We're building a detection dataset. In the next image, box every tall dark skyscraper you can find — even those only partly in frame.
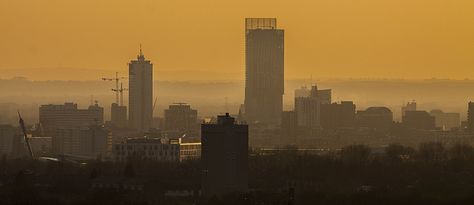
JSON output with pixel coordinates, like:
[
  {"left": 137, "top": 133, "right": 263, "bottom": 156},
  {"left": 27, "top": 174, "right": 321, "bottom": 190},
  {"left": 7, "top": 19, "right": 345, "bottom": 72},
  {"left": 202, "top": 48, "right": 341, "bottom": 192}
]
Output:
[
  {"left": 244, "top": 18, "right": 284, "bottom": 125},
  {"left": 201, "top": 113, "right": 248, "bottom": 197},
  {"left": 129, "top": 47, "right": 153, "bottom": 132},
  {"left": 468, "top": 102, "right": 474, "bottom": 132}
]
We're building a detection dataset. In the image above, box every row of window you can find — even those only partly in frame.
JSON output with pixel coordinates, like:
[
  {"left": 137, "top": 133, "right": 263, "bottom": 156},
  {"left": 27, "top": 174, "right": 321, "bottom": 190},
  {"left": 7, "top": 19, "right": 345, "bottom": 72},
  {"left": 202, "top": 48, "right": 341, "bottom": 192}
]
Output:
[
  {"left": 115, "top": 151, "right": 179, "bottom": 157},
  {"left": 115, "top": 144, "right": 179, "bottom": 151}
]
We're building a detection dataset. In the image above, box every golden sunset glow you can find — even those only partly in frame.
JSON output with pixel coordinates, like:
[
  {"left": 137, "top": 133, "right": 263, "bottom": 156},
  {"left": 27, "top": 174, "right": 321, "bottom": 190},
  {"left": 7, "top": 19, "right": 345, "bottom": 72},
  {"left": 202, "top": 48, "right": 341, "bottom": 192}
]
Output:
[{"left": 1, "top": 0, "right": 474, "bottom": 80}]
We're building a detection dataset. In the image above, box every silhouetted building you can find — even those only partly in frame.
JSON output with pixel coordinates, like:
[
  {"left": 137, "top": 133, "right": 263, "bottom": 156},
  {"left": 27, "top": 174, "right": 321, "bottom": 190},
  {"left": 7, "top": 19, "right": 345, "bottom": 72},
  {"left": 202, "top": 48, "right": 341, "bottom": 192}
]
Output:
[
  {"left": 295, "top": 86, "right": 310, "bottom": 98},
  {"left": 39, "top": 102, "right": 103, "bottom": 138},
  {"left": 129, "top": 48, "right": 153, "bottom": 132},
  {"left": 112, "top": 137, "right": 200, "bottom": 162},
  {"left": 318, "top": 89, "right": 332, "bottom": 104},
  {"left": 468, "top": 102, "right": 474, "bottom": 132},
  {"left": 357, "top": 107, "right": 393, "bottom": 132},
  {"left": 164, "top": 103, "right": 198, "bottom": 133},
  {"left": 244, "top": 18, "right": 284, "bottom": 125},
  {"left": 294, "top": 86, "right": 331, "bottom": 104},
  {"left": 401, "top": 101, "right": 417, "bottom": 117},
  {"left": 201, "top": 113, "right": 248, "bottom": 197},
  {"left": 429, "top": 109, "right": 460, "bottom": 131},
  {"left": 111, "top": 103, "right": 127, "bottom": 128},
  {"left": 54, "top": 125, "right": 108, "bottom": 157},
  {"left": 295, "top": 85, "right": 320, "bottom": 128},
  {"left": 320, "top": 101, "right": 356, "bottom": 130},
  {"left": 109, "top": 127, "right": 140, "bottom": 146},
  {"left": 80, "top": 126, "right": 109, "bottom": 158},
  {"left": 113, "top": 137, "right": 179, "bottom": 162},
  {"left": 402, "top": 111, "right": 435, "bottom": 130}
]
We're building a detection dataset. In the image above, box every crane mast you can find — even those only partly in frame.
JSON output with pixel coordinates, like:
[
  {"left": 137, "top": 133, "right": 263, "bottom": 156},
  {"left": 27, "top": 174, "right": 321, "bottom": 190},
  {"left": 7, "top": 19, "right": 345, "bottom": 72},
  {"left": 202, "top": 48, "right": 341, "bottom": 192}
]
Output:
[{"left": 102, "top": 72, "right": 127, "bottom": 106}]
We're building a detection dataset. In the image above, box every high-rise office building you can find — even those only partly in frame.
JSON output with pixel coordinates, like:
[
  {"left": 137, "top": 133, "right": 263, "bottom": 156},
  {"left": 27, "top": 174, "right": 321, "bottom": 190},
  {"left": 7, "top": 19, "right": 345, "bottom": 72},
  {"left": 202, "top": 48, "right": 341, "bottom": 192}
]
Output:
[
  {"left": 39, "top": 102, "right": 104, "bottom": 155},
  {"left": 164, "top": 103, "right": 198, "bottom": 133},
  {"left": 295, "top": 85, "right": 321, "bottom": 128},
  {"left": 129, "top": 48, "right": 153, "bottom": 132},
  {"left": 39, "top": 102, "right": 104, "bottom": 137},
  {"left": 201, "top": 113, "right": 248, "bottom": 197},
  {"left": 54, "top": 125, "right": 108, "bottom": 157},
  {"left": 244, "top": 18, "right": 284, "bottom": 125}
]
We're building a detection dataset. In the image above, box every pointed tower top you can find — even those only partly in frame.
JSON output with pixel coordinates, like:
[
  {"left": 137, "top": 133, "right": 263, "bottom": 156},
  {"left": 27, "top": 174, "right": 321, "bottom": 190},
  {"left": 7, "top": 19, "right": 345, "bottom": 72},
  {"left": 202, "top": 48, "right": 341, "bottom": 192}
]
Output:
[
  {"left": 140, "top": 44, "right": 143, "bottom": 56},
  {"left": 137, "top": 44, "right": 145, "bottom": 61}
]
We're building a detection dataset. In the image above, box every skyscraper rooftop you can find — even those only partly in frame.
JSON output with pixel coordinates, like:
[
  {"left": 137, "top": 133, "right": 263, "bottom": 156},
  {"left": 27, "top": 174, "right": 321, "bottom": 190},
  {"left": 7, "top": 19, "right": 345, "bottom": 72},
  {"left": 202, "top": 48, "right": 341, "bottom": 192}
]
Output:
[{"left": 245, "top": 18, "right": 277, "bottom": 31}]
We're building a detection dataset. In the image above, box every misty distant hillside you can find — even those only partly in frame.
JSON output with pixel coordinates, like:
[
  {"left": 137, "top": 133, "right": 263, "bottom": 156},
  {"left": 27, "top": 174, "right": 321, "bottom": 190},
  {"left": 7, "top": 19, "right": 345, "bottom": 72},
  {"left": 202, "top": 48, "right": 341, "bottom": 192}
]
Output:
[{"left": 1, "top": 77, "right": 474, "bottom": 125}]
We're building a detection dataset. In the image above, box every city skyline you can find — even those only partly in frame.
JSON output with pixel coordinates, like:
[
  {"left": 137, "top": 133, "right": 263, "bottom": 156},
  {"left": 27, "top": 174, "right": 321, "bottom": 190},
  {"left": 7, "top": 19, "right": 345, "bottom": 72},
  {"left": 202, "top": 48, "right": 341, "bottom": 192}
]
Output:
[
  {"left": 3, "top": 1, "right": 474, "bottom": 203},
  {"left": 1, "top": 0, "right": 474, "bottom": 81}
]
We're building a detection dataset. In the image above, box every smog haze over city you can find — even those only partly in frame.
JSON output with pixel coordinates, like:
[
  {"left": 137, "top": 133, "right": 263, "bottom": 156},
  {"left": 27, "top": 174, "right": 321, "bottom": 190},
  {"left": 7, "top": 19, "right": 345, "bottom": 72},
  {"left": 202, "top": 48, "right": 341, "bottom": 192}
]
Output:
[{"left": 1, "top": 0, "right": 474, "bottom": 204}]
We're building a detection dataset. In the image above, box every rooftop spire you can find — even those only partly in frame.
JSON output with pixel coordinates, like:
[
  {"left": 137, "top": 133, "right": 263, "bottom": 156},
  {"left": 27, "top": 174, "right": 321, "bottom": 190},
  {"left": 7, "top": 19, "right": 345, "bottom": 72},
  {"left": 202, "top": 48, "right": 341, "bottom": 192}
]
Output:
[
  {"left": 140, "top": 44, "right": 143, "bottom": 56},
  {"left": 137, "top": 44, "right": 145, "bottom": 61}
]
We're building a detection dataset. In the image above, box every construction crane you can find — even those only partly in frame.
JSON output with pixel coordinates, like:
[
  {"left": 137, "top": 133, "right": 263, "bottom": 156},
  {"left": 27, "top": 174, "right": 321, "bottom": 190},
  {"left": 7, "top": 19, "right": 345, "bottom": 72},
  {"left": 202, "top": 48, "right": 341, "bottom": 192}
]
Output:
[
  {"left": 102, "top": 72, "right": 127, "bottom": 106},
  {"left": 113, "top": 83, "right": 128, "bottom": 106},
  {"left": 152, "top": 97, "right": 158, "bottom": 113},
  {"left": 18, "top": 111, "right": 33, "bottom": 159},
  {"left": 18, "top": 111, "right": 88, "bottom": 166}
]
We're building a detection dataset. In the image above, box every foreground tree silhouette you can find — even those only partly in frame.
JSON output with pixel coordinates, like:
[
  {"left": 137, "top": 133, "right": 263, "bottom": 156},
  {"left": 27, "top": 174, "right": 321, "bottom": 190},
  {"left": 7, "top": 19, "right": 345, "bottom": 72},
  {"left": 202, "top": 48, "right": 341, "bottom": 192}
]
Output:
[
  {"left": 341, "top": 144, "right": 371, "bottom": 165},
  {"left": 417, "top": 142, "right": 446, "bottom": 162},
  {"left": 385, "top": 143, "right": 415, "bottom": 163},
  {"left": 124, "top": 161, "right": 135, "bottom": 178},
  {"left": 1, "top": 154, "right": 6, "bottom": 175},
  {"left": 448, "top": 143, "right": 474, "bottom": 161}
]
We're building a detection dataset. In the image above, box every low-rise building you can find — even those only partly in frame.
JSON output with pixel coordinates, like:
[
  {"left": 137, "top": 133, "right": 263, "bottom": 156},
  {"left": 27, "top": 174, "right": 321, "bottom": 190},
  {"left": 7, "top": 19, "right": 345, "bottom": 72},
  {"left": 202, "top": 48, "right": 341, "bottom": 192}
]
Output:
[
  {"left": 53, "top": 125, "right": 109, "bottom": 158},
  {"left": 112, "top": 137, "right": 201, "bottom": 162},
  {"left": 357, "top": 107, "right": 393, "bottom": 133},
  {"left": 402, "top": 110, "right": 436, "bottom": 130},
  {"left": 179, "top": 138, "right": 201, "bottom": 161},
  {"left": 29, "top": 136, "right": 52, "bottom": 156},
  {"left": 113, "top": 137, "right": 180, "bottom": 162}
]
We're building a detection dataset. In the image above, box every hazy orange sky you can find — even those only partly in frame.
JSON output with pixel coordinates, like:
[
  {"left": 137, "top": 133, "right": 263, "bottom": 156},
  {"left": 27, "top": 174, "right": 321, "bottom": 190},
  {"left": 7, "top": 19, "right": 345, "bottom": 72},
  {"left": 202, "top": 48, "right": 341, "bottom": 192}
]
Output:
[{"left": 1, "top": 0, "right": 473, "bottom": 81}]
